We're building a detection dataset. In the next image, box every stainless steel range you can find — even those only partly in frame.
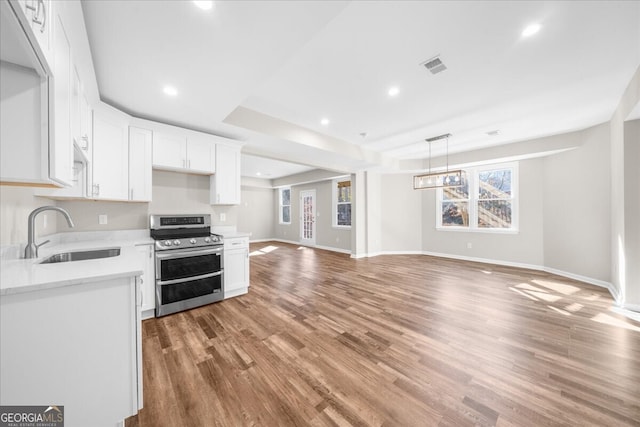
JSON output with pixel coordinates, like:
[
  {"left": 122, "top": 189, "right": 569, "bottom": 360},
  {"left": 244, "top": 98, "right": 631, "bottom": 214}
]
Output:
[{"left": 150, "top": 214, "right": 224, "bottom": 317}]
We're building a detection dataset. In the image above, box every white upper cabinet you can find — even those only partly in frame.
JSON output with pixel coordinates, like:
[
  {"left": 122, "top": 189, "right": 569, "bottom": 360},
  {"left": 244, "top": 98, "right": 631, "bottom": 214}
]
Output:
[
  {"left": 49, "top": 11, "right": 73, "bottom": 186},
  {"left": 152, "top": 131, "right": 215, "bottom": 174},
  {"left": 211, "top": 143, "right": 241, "bottom": 205},
  {"left": 186, "top": 135, "right": 215, "bottom": 174},
  {"left": 128, "top": 127, "right": 153, "bottom": 202},
  {"left": 92, "top": 106, "right": 129, "bottom": 200},
  {"left": 152, "top": 132, "right": 186, "bottom": 170},
  {"left": 15, "top": 0, "right": 54, "bottom": 67}
]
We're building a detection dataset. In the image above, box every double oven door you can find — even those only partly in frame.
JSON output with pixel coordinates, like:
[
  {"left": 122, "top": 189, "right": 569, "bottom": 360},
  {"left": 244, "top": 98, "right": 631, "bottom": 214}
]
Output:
[{"left": 155, "top": 246, "right": 223, "bottom": 317}]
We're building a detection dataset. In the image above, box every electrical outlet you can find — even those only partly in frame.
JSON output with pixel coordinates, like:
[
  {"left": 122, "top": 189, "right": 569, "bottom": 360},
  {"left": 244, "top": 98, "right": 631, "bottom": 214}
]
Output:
[
  {"left": 220, "top": 213, "right": 226, "bottom": 222},
  {"left": 99, "top": 214, "right": 108, "bottom": 225},
  {"left": 467, "top": 242, "right": 472, "bottom": 249}
]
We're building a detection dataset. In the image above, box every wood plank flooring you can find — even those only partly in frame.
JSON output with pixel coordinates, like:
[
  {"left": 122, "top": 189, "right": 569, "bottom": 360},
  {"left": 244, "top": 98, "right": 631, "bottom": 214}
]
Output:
[{"left": 127, "top": 242, "right": 640, "bottom": 427}]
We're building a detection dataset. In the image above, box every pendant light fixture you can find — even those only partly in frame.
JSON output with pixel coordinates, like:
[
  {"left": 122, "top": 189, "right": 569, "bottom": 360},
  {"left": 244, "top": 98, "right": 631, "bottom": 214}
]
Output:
[{"left": 413, "top": 133, "right": 466, "bottom": 190}]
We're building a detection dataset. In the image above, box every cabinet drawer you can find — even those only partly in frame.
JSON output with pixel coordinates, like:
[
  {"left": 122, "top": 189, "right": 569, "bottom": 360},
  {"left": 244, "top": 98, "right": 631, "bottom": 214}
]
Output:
[{"left": 224, "top": 237, "right": 249, "bottom": 250}]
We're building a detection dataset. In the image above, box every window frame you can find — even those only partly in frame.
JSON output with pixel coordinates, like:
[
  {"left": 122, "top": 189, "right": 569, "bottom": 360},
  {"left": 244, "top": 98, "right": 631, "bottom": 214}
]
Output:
[
  {"left": 436, "top": 161, "right": 519, "bottom": 233},
  {"left": 279, "top": 187, "right": 291, "bottom": 225},
  {"left": 332, "top": 178, "right": 352, "bottom": 229}
]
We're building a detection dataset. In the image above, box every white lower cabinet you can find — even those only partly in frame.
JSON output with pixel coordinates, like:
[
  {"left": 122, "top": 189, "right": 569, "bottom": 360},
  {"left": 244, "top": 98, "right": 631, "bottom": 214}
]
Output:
[
  {"left": 224, "top": 236, "right": 250, "bottom": 299},
  {"left": 136, "top": 243, "right": 156, "bottom": 319},
  {"left": 0, "top": 276, "right": 141, "bottom": 426}
]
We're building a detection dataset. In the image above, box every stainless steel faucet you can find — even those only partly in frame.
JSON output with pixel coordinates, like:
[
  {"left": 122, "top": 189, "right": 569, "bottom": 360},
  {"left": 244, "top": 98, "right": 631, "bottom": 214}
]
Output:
[{"left": 24, "top": 206, "right": 75, "bottom": 259}]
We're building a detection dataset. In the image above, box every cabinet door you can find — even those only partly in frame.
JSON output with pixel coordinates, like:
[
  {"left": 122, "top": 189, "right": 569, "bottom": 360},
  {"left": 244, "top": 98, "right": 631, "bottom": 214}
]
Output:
[
  {"left": 128, "top": 127, "right": 153, "bottom": 202},
  {"left": 224, "top": 247, "right": 249, "bottom": 296},
  {"left": 79, "top": 92, "right": 92, "bottom": 157},
  {"left": 92, "top": 109, "right": 129, "bottom": 200},
  {"left": 186, "top": 136, "right": 215, "bottom": 173},
  {"left": 152, "top": 132, "right": 186, "bottom": 170},
  {"left": 50, "top": 13, "right": 73, "bottom": 186},
  {"left": 211, "top": 144, "right": 241, "bottom": 205},
  {"left": 71, "top": 66, "right": 81, "bottom": 148},
  {"left": 135, "top": 244, "right": 156, "bottom": 316},
  {"left": 15, "top": 0, "right": 52, "bottom": 66}
]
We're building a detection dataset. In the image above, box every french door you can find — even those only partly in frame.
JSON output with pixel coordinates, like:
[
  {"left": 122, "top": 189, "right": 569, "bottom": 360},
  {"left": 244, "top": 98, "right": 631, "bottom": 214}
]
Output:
[{"left": 300, "top": 190, "right": 316, "bottom": 246}]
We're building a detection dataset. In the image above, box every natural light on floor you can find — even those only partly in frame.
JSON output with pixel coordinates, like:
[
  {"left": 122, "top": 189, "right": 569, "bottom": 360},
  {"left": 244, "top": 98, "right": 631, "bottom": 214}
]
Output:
[
  {"left": 249, "top": 245, "right": 279, "bottom": 257},
  {"left": 508, "top": 278, "right": 640, "bottom": 332}
]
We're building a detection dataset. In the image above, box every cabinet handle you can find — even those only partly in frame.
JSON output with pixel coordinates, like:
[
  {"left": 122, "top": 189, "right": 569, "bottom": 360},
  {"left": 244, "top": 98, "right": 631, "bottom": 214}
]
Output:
[
  {"left": 81, "top": 135, "right": 89, "bottom": 150},
  {"left": 25, "top": 1, "right": 36, "bottom": 12},
  {"left": 32, "top": 0, "right": 46, "bottom": 32}
]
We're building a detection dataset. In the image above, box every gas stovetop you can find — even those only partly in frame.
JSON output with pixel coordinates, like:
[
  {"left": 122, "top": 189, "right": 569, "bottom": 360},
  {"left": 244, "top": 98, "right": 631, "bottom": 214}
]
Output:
[{"left": 149, "top": 214, "right": 223, "bottom": 251}]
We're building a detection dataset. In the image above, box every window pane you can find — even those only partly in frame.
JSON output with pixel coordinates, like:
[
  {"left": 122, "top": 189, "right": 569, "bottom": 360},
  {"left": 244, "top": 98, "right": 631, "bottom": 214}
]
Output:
[
  {"left": 478, "top": 200, "right": 512, "bottom": 228},
  {"left": 442, "top": 177, "right": 469, "bottom": 200},
  {"left": 441, "top": 202, "right": 469, "bottom": 227},
  {"left": 282, "top": 189, "right": 290, "bottom": 205},
  {"left": 479, "top": 169, "right": 511, "bottom": 199},
  {"left": 338, "top": 181, "right": 351, "bottom": 203},
  {"left": 337, "top": 204, "right": 351, "bottom": 226},
  {"left": 282, "top": 206, "right": 290, "bottom": 223}
]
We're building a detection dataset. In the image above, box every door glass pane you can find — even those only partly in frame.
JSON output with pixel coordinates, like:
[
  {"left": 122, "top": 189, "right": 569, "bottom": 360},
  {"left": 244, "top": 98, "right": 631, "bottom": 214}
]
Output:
[{"left": 303, "top": 194, "right": 313, "bottom": 239}]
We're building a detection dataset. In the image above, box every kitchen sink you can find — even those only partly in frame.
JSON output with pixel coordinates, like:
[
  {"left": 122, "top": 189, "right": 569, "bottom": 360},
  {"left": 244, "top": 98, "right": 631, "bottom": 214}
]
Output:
[{"left": 39, "top": 248, "right": 121, "bottom": 264}]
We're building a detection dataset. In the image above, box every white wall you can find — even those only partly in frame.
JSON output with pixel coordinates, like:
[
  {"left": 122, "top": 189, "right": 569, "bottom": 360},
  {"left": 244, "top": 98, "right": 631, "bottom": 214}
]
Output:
[
  {"left": 237, "top": 186, "right": 275, "bottom": 240},
  {"left": 0, "top": 187, "right": 58, "bottom": 246},
  {"left": 543, "top": 123, "right": 611, "bottom": 283},
  {"left": 421, "top": 157, "right": 545, "bottom": 266},
  {"left": 380, "top": 173, "right": 422, "bottom": 253},
  {"left": 623, "top": 119, "right": 640, "bottom": 307}
]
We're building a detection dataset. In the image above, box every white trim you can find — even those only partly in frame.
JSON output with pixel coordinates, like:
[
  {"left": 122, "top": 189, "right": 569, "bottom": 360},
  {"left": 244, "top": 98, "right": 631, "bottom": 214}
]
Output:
[
  {"left": 278, "top": 187, "right": 291, "bottom": 225},
  {"left": 622, "top": 303, "right": 640, "bottom": 314},
  {"left": 611, "top": 306, "right": 640, "bottom": 322},
  {"left": 542, "top": 266, "right": 613, "bottom": 290},
  {"left": 421, "top": 250, "right": 543, "bottom": 271}
]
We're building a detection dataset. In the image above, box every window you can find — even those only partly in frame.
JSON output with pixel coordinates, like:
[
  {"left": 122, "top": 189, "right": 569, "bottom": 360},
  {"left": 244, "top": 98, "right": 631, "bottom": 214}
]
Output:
[
  {"left": 333, "top": 178, "right": 351, "bottom": 227},
  {"left": 279, "top": 188, "right": 291, "bottom": 224},
  {"left": 437, "top": 162, "right": 517, "bottom": 232}
]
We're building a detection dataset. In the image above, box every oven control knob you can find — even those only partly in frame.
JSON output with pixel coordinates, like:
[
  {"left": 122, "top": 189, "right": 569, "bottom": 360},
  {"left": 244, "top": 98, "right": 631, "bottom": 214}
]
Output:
[
  {"left": 190, "top": 239, "right": 197, "bottom": 244},
  {"left": 164, "top": 240, "right": 172, "bottom": 246},
  {"left": 174, "top": 240, "right": 181, "bottom": 246},
  {"left": 204, "top": 237, "right": 211, "bottom": 243}
]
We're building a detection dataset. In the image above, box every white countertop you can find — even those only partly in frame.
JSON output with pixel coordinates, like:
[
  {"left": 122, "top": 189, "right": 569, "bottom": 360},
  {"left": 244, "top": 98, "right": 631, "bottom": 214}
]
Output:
[{"left": 0, "top": 230, "right": 153, "bottom": 296}]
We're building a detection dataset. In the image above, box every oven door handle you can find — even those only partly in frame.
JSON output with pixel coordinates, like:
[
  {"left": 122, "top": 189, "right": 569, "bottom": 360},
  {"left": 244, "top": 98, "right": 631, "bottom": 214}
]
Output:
[
  {"left": 155, "top": 246, "right": 223, "bottom": 260},
  {"left": 157, "top": 271, "right": 222, "bottom": 286}
]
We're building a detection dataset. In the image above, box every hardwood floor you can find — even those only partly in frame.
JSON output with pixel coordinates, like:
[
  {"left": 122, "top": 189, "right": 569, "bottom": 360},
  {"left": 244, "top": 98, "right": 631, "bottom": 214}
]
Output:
[{"left": 127, "top": 242, "right": 640, "bottom": 427}]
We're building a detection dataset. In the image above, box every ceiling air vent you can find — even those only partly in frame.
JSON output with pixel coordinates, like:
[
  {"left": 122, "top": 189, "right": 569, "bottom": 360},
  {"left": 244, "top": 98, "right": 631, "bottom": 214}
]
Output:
[{"left": 421, "top": 55, "right": 447, "bottom": 75}]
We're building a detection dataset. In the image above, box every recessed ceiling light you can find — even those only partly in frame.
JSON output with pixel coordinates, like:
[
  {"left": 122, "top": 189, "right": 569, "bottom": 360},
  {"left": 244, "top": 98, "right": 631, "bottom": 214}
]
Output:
[
  {"left": 321, "top": 118, "right": 330, "bottom": 126},
  {"left": 522, "top": 23, "right": 541, "bottom": 38},
  {"left": 193, "top": 1, "right": 213, "bottom": 10},
  {"left": 163, "top": 86, "right": 178, "bottom": 96},
  {"left": 256, "top": 172, "right": 262, "bottom": 176},
  {"left": 388, "top": 86, "right": 399, "bottom": 97}
]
